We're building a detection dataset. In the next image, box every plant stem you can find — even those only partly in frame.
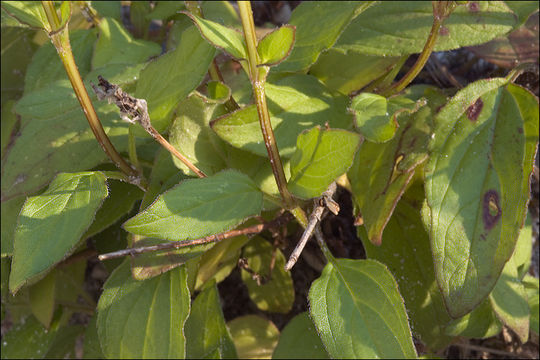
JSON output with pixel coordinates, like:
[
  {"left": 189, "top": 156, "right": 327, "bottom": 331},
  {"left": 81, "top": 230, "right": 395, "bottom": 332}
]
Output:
[
  {"left": 237, "top": 1, "right": 296, "bottom": 210},
  {"left": 41, "top": 1, "right": 139, "bottom": 179},
  {"left": 379, "top": 1, "right": 456, "bottom": 97},
  {"left": 98, "top": 211, "right": 293, "bottom": 260}
]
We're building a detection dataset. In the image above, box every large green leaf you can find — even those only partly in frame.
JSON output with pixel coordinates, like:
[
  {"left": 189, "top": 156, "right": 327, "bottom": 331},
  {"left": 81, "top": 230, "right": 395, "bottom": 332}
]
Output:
[
  {"left": 1, "top": 194, "right": 26, "bottom": 256},
  {"left": 309, "top": 258, "right": 417, "bottom": 358},
  {"left": 288, "top": 126, "right": 360, "bottom": 199},
  {"left": 334, "top": 1, "right": 516, "bottom": 56},
  {"left": 92, "top": 17, "right": 161, "bottom": 69},
  {"left": 25, "top": 29, "right": 96, "bottom": 93},
  {"left": 185, "top": 282, "right": 237, "bottom": 359},
  {"left": 444, "top": 298, "right": 502, "bottom": 338},
  {"left": 349, "top": 86, "right": 444, "bottom": 245},
  {"left": 123, "top": 170, "right": 263, "bottom": 241},
  {"left": 97, "top": 261, "right": 190, "bottom": 359},
  {"left": 28, "top": 270, "right": 56, "bottom": 328},
  {"left": 360, "top": 195, "right": 454, "bottom": 351},
  {"left": 182, "top": 12, "right": 246, "bottom": 60},
  {"left": 135, "top": 25, "right": 216, "bottom": 130},
  {"left": 272, "top": 312, "right": 329, "bottom": 359},
  {"left": 9, "top": 172, "right": 108, "bottom": 293},
  {"left": 240, "top": 236, "right": 294, "bottom": 313},
  {"left": 227, "top": 315, "right": 279, "bottom": 359},
  {"left": 2, "top": 79, "right": 129, "bottom": 201},
  {"left": 211, "top": 74, "right": 353, "bottom": 158},
  {"left": 274, "top": 1, "right": 369, "bottom": 72},
  {"left": 309, "top": 49, "right": 400, "bottom": 95},
  {"left": 424, "top": 79, "right": 539, "bottom": 317}
]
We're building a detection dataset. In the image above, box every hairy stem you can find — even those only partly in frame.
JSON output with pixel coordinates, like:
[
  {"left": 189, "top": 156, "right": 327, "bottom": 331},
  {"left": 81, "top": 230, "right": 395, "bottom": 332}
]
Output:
[{"left": 41, "top": 1, "right": 139, "bottom": 179}]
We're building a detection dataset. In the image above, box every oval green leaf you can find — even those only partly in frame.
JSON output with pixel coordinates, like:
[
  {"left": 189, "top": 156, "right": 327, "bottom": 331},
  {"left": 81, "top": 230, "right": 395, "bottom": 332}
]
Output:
[
  {"left": 183, "top": 11, "right": 247, "bottom": 60},
  {"left": 309, "top": 258, "right": 417, "bottom": 358},
  {"left": 288, "top": 127, "right": 361, "bottom": 199},
  {"left": 123, "top": 170, "right": 263, "bottom": 241},
  {"left": 9, "top": 172, "right": 108, "bottom": 293},
  {"left": 228, "top": 315, "right": 279, "bottom": 359},
  {"left": 424, "top": 79, "right": 539, "bottom": 318},
  {"left": 97, "top": 261, "right": 190, "bottom": 359},
  {"left": 257, "top": 25, "right": 295, "bottom": 66}
]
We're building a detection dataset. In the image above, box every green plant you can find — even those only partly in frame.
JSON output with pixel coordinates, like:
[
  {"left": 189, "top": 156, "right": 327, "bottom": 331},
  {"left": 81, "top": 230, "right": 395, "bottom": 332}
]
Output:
[{"left": 1, "top": 1, "right": 538, "bottom": 358}]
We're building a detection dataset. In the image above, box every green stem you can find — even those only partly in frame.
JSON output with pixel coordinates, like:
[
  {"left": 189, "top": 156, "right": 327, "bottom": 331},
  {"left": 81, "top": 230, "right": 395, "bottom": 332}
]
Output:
[
  {"left": 379, "top": 1, "right": 456, "bottom": 97},
  {"left": 41, "top": 1, "right": 139, "bottom": 179},
  {"left": 237, "top": 1, "right": 296, "bottom": 210},
  {"left": 128, "top": 126, "right": 140, "bottom": 171}
]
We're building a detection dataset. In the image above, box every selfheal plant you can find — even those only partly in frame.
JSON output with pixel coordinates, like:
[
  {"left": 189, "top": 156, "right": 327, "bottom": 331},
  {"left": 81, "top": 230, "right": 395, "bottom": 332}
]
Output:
[{"left": 1, "top": 1, "right": 539, "bottom": 358}]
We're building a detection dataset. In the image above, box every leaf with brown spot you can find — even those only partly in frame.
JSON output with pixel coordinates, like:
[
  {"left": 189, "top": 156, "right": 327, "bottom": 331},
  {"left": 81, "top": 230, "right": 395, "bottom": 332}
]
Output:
[{"left": 424, "top": 79, "right": 539, "bottom": 318}]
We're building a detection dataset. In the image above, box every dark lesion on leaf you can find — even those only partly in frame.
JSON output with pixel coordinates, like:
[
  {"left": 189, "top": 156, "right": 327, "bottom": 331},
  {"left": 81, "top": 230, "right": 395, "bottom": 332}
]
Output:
[
  {"left": 482, "top": 189, "right": 501, "bottom": 230},
  {"left": 466, "top": 98, "right": 483, "bottom": 122}
]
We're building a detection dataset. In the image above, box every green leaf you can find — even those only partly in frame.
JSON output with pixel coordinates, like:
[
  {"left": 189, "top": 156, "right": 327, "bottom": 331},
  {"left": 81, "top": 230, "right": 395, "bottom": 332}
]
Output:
[
  {"left": 1, "top": 1, "right": 49, "bottom": 30},
  {"left": 2, "top": 79, "right": 130, "bottom": 200},
  {"left": 513, "top": 213, "right": 533, "bottom": 279},
  {"left": 123, "top": 170, "right": 263, "bottom": 241},
  {"left": 44, "top": 324, "right": 85, "bottom": 359},
  {"left": 444, "top": 299, "right": 502, "bottom": 338},
  {"left": 334, "top": 1, "right": 516, "bottom": 56},
  {"left": 1, "top": 195, "right": 26, "bottom": 257},
  {"left": 350, "top": 92, "right": 426, "bottom": 143},
  {"left": 195, "top": 235, "right": 250, "bottom": 290},
  {"left": 92, "top": 17, "right": 161, "bottom": 69},
  {"left": 9, "top": 172, "right": 108, "bottom": 293},
  {"left": 1, "top": 27, "right": 37, "bottom": 103},
  {"left": 257, "top": 25, "right": 295, "bottom": 66},
  {"left": 97, "top": 261, "right": 190, "bottom": 358},
  {"left": 349, "top": 86, "right": 444, "bottom": 245},
  {"left": 201, "top": 1, "right": 241, "bottom": 28},
  {"left": 83, "top": 315, "right": 105, "bottom": 359},
  {"left": 274, "top": 1, "right": 368, "bottom": 72},
  {"left": 83, "top": 179, "right": 144, "bottom": 239},
  {"left": 28, "top": 270, "right": 56, "bottom": 329},
  {"left": 272, "top": 312, "right": 329, "bottom": 359},
  {"left": 211, "top": 74, "right": 353, "bottom": 158},
  {"left": 489, "top": 256, "right": 530, "bottom": 343},
  {"left": 185, "top": 281, "right": 237, "bottom": 359},
  {"left": 135, "top": 25, "right": 216, "bottom": 129},
  {"left": 309, "top": 258, "right": 417, "bottom": 358},
  {"left": 91, "top": 1, "right": 121, "bottom": 22},
  {"left": 309, "top": 49, "right": 401, "bottom": 95},
  {"left": 360, "top": 197, "right": 454, "bottom": 351},
  {"left": 523, "top": 275, "right": 539, "bottom": 335},
  {"left": 25, "top": 29, "right": 96, "bottom": 93},
  {"left": 0, "top": 315, "right": 59, "bottom": 359},
  {"left": 424, "top": 79, "right": 539, "bottom": 318},
  {"left": 288, "top": 127, "right": 360, "bottom": 199},
  {"left": 228, "top": 315, "right": 279, "bottom": 359},
  {"left": 169, "top": 93, "right": 229, "bottom": 176},
  {"left": 240, "top": 236, "right": 294, "bottom": 313},
  {"left": 146, "top": 1, "right": 184, "bottom": 20},
  {"left": 183, "top": 12, "right": 246, "bottom": 60},
  {"left": 505, "top": 1, "right": 539, "bottom": 25}
]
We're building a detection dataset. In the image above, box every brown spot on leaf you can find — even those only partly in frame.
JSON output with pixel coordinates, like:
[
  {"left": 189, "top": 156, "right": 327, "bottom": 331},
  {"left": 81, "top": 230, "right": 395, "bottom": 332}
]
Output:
[
  {"left": 439, "top": 26, "right": 450, "bottom": 36},
  {"left": 482, "top": 190, "right": 501, "bottom": 230},
  {"left": 468, "top": 2, "right": 480, "bottom": 12},
  {"left": 517, "top": 127, "right": 523, "bottom": 134},
  {"left": 466, "top": 98, "right": 483, "bottom": 122}
]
